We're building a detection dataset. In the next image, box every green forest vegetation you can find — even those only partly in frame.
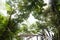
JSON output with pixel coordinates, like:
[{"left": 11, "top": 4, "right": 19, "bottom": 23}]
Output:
[{"left": 0, "top": 0, "right": 60, "bottom": 40}]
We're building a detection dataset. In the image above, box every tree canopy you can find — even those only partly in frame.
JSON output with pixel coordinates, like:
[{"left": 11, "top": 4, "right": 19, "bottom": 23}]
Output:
[{"left": 0, "top": 0, "right": 60, "bottom": 40}]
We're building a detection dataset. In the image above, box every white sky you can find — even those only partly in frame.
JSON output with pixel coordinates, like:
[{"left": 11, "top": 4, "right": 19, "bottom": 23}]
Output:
[
  {"left": 0, "top": 0, "right": 7, "bottom": 16},
  {"left": 44, "top": 0, "right": 50, "bottom": 4},
  {"left": 0, "top": 0, "right": 50, "bottom": 16},
  {"left": 0, "top": 0, "right": 50, "bottom": 24}
]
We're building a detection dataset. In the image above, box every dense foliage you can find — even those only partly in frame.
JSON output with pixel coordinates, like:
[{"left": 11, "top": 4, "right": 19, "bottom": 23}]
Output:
[{"left": 0, "top": 0, "right": 60, "bottom": 40}]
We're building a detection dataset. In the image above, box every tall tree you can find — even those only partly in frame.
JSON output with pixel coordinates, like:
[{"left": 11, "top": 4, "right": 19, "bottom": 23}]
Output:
[
  {"left": 50, "top": 0, "right": 60, "bottom": 40},
  {"left": 1, "top": 0, "right": 59, "bottom": 40},
  {"left": 0, "top": 0, "right": 46, "bottom": 40}
]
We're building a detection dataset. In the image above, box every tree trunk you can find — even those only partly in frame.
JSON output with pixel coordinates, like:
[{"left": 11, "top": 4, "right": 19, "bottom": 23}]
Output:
[{"left": 50, "top": 0, "right": 60, "bottom": 40}]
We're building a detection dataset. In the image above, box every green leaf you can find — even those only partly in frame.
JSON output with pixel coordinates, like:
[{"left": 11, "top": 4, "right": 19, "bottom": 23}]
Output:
[{"left": 5, "top": 3, "right": 12, "bottom": 11}]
